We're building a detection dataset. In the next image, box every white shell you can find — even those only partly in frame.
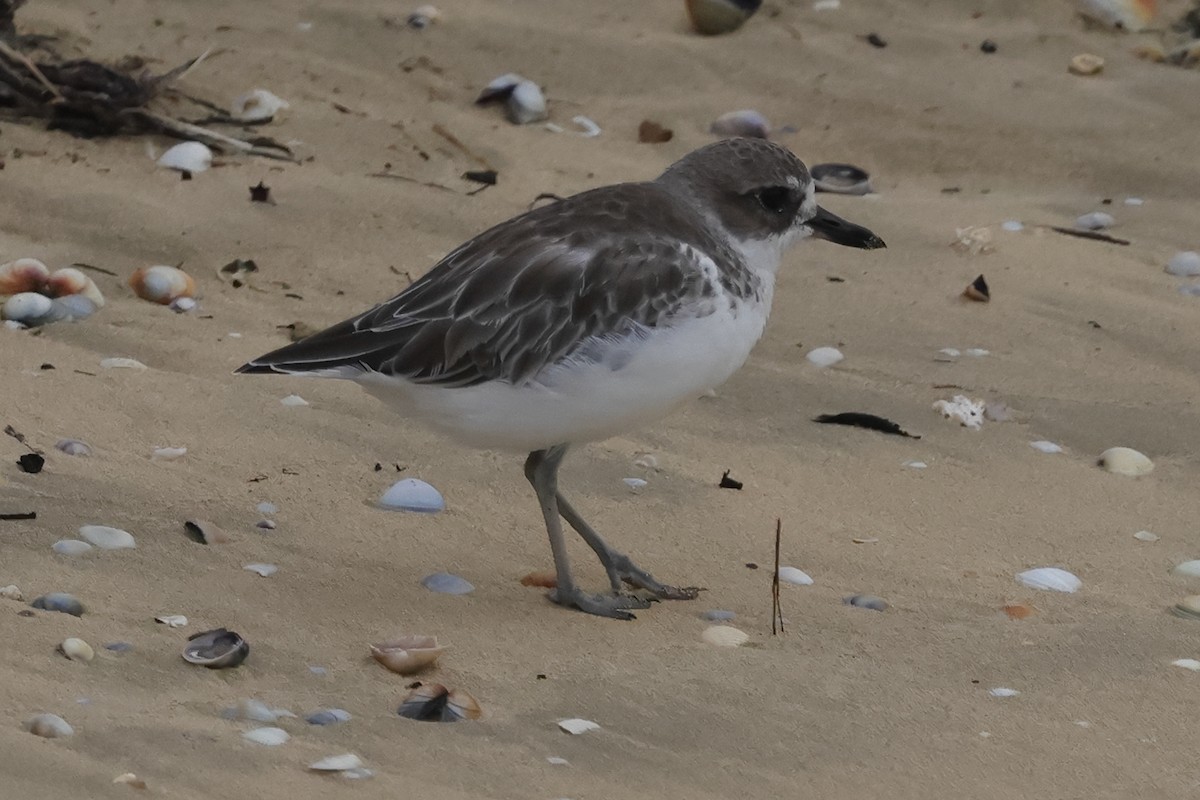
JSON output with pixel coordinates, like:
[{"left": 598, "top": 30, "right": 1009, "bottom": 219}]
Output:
[
  {"left": 1133, "top": 530, "right": 1159, "bottom": 542},
  {"left": 710, "top": 109, "right": 771, "bottom": 139},
  {"left": 155, "top": 614, "right": 188, "bottom": 627},
  {"left": 1001, "top": 220, "right": 1024, "bottom": 232},
  {"left": 100, "top": 357, "right": 148, "bottom": 370},
  {"left": 280, "top": 394, "right": 309, "bottom": 407},
  {"left": 152, "top": 446, "right": 188, "bottom": 460},
  {"left": 243, "top": 726, "right": 290, "bottom": 746},
  {"left": 964, "top": 348, "right": 989, "bottom": 357},
  {"left": 231, "top": 89, "right": 289, "bottom": 122},
  {"left": 1016, "top": 567, "right": 1082, "bottom": 593},
  {"left": 805, "top": 346, "right": 844, "bottom": 367},
  {"left": 59, "top": 638, "right": 94, "bottom": 663},
  {"left": 813, "top": 0, "right": 840, "bottom": 9},
  {"left": 26, "top": 713, "right": 73, "bottom": 738},
  {"left": 309, "top": 753, "right": 363, "bottom": 771},
  {"left": 1172, "top": 561, "right": 1200, "bottom": 579},
  {"left": 53, "top": 295, "right": 97, "bottom": 321},
  {"left": 131, "top": 265, "right": 195, "bottom": 304},
  {"left": 0, "top": 585, "right": 23, "bottom": 601},
  {"left": 623, "top": 477, "right": 648, "bottom": 490},
  {"left": 903, "top": 460, "right": 927, "bottom": 469},
  {"left": 1030, "top": 440, "right": 1063, "bottom": 454},
  {"left": 379, "top": 478, "right": 445, "bottom": 513},
  {"left": 2, "top": 292, "right": 66, "bottom": 326},
  {"left": 777, "top": 566, "right": 814, "bottom": 586},
  {"left": 558, "top": 718, "right": 600, "bottom": 735},
  {"left": 52, "top": 539, "right": 94, "bottom": 556},
  {"left": 507, "top": 80, "right": 547, "bottom": 125},
  {"left": 1075, "top": 212, "right": 1114, "bottom": 230},
  {"left": 988, "top": 687, "right": 1020, "bottom": 698},
  {"left": 701, "top": 625, "right": 749, "bottom": 647},
  {"left": 79, "top": 524, "right": 136, "bottom": 550},
  {"left": 933, "top": 395, "right": 985, "bottom": 430},
  {"left": 571, "top": 115, "right": 601, "bottom": 137},
  {"left": 1171, "top": 658, "right": 1200, "bottom": 671},
  {"left": 938, "top": 348, "right": 961, "bottom": 357},
  {"left": 1166, "top": 252, "right": 1200, "bottom": 277},
  {"left": 244, "top": 563, "right": 278, "bottom": 577},
  {"left": 1098, "top": 446, "right": 1153, "bottom": 476},
  {"left": 157, "top": 141, "right": 213, "bottom": 173}
]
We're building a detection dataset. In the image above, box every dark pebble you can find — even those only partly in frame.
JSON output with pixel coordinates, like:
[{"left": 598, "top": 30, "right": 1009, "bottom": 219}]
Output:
[{"left": 980, "top": 39, "right": 997, "bottom": 54}]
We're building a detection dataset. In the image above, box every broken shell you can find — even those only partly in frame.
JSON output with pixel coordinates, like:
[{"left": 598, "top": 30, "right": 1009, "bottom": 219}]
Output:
[
  {"left": 1017, "top": 567, "right": 1081, "bottom": 593},
  {"left": 244, "top": 563, "right": 278, "bottom": 577},
  {"left": 397, "top": 683, "right": 482, "bottom": 722},
  {"left": 152, "top": 446, "right": 187, "bottom": 461},
  {"left": 557, "top": 717, "right": 600, "bottom": 735},
  {"left": 379, "top": 478, "right": 444, "bottom": 512},
  {"left": 26, "top": 713, "right": 73, "bottom": 738},
  {"left": 805, "top": 346, "right": 844, "bottom": 367},
  {"left": 306, "top": 708, "right": 351, "bottom": 725},
  {"left": 421, "top": 571, "right": 474, "bottom": 594},
  {"left": 52, "top": 539, "right": 94, "bottom": 556},
  {"left": 1167, "top": 252, "right": 1200, "bottom": 277},
  {"left": 407, "top": 5, "right": 441, "bottom": 28},
  {"left": 686, "top": 0, "right": 762, "bottom": 35},
  {"left": 933, "top": 394, "right": 985, "bottom": 430},
  {"left": 777, "top": 566, "right": 814, "bottom": 585},
  {"left": 710, "top": 109, "right": 770, "bottom": 139},
  {"left": 309, "top": 753, "right": 363, "bottom": 772},
  {"left": 370, "top": 635, "right": 446, "bottom": 675},
  {"left": 476, "top": 73, "right": 524, "bottom": 105},
  {"left": 231, "top": 89, "right": 289, "bottom": 123},
  {"left": 100, "top": 357, "right": 148, "bottom": 370},
  {"left": 182, "top": 627, "right": 249, "bottom": 669},
  {"left": 1074, "top": 0, "right": 1155, "bottom": 32},
  {"left": 183, "top": 519, "right": 230, "bottom": 544},
  {"left": 0, "top": 258, "right": 49, "bottom": 296},
  {"left": 701, "top": 624, "right": 749, "bottom": 647},
  {"left": 1172, "top": 560, "right": 1200, "bottom": 579},
  {"left": 55, "top": 439, "right": 92, "bottom": 457},
  {"left": 507, "top": 80, "right": 547, "bottom": 125},
  {"left": 989, "top": 687, "right": 1020, "bottom": 698},
  {"left": 1172, "top": 658, "right": 1200, "bottom": 671},
  {"left": 0, "top": 585, "right": 24, "bottom": 601},
  {"left": 1075, "top": 211, "right": 1114, "bottom": 230},
  {"left": 1069, "top": 53, "right": 1105, "bottom": 76},
  {"left": 113, "top": 774, "right": 147, "bottom": 789},
  {"left": 31, "top": 592, "right": 84, "bottom": 616},
  {"left": 243, "top": 726, "right": 290, "bottom": 746},
  {"left": 44, "top": 267, "right": 105, "bottom": 306},
  {"left": 519, "top": 570, "right": 557, "bottom": 588},
  {"left": 57, "top": 637, "right": 94, "bottom": 663},
  {"left": 1097, "top": 446, "right": 1153, "bottom": 476},
  {"left": 1173, "top": 596, "right": 1200, "bottom": 620},
  {"left": 2, "top": 292, "right": 70, "bottom": 326},
  {"left": 1030, "top": 440, "right": 1063, "bottom": 454},
  {"left": 963, "top": 274, "right": 990, "bottom": 301},
  {"left": 811, "top": 163, "right": 872, "bottom": 195},
  {"left": 129, "top": 265, "right": 196, "bottom": 305},
  {"left": 155, "top": 614, "right": 188, "bottom": 627},
  {"left": 157, "top": 141, "right": 213, "bottom": 173},
  {"left": 844, "top": 594, "right": 888, "bottom": 611},
  {"left": 79, "top": 524, "right": 136, "bottom": 550},
  {"left": 1003, "top": 603, "right": 1036, "bottom": 619}
]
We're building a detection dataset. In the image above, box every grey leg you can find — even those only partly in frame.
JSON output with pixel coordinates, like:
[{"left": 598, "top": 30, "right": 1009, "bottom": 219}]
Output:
[
  {"left": 555, "top": 492, "right": 703, "bottom": 601},
  {"left": 524, "top": 446, "right": 649, "bottom": 620}
]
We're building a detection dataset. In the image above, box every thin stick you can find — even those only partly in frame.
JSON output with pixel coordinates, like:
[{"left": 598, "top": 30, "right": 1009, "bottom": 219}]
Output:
[
  {"left": 0, "top": 39, "right": 63, "bottom": 101},
  {"left": 431, "top": 122, "right": 493, "bottom": 170},
  {"left": 0, "top": 511, "right": 37, "bottom": 521},
  {"left": 367, "top": 172, "right": 457, "bottom": 193},
  {"left": 772, "top": 518, "right": 785, "bottom": 635},
  {"left": 69, "top": 262, "right": 118, "bottom": 277},
  {"left": 1046, "top": 226, "right": 1131, "bottom": 246},
  {"left": 124, "top": 109, "right": 297, "bottom": 161}
]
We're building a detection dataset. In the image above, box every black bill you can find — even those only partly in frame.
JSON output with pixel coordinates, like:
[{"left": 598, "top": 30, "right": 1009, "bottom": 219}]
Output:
[{"left": 809, "top": 206, "right": 886, "bottom": 250}]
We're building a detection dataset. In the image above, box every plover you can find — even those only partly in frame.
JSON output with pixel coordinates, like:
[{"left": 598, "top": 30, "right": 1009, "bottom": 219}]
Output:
[{"left": 237, "top": 137, "right": 885, "bottom": 620}]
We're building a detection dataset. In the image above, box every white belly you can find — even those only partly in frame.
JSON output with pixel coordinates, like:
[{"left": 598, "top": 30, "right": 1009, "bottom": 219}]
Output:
[{"left": 357, "top": 300, "right": 770, "bottom": 453}]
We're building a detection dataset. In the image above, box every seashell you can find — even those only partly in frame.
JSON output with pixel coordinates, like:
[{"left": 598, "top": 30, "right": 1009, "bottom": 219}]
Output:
[
  {"left": 222, "top": 699, "right": 294, "bottom": 722},
  {"left": 1075, "top": 211, "right": 1114, "bottom": 230},
  {"left": 844, "top": 594, "right": 888, "bottom": 611},
  {"left": 811, "top": 163, "right": 872, "bottom": 195},
  {"left": 379, "top": 478, "right": 445, "bottom": 512},
  {"left": 151, "top": 446, "right": 187, "bottom": 460},
  {"left": 1172, "top": 560, "right": 1200, "bottom": 579},
  {"left": 547, "top": 756, "right": 570, "bottom": 766},
  {"left": 903, "top": 460, "right": 927, "bottom": 469},
  {"left": 243, "top": 727, "right": 290, "bottom": 746},
  {"left": 128, "top": 265, "right": 196, "bottom": 305},
  {"left": 933, "top": 395, "right": 985, "bottom": 430},
  {"left": 557, "top": 717, "right": 600, "bottom": 735},
  {"left": 702, "top": 609, "right": 736, "bottom": 621},
  {"left": 1133, "top": 530, "right": 1159, "bottom": 542},
  {"left": 79, "top": 524, "right": 136, "bottom": 550},
  {"left": 100, "top": 357, "right": 148, "bottom": 370},
  {"left": 183, "top": 519, "right": 230, "bottom": 544},
  {"left": 2, "top": 292, "right": 70, "bottom": 326},
  {"left": 1172, "top": 658, "right": 1200, "bottom": 671},
  {"left": 31, "top": 592, "right": 84, "bottom": 616},
  {"left": 633, "top": 453, "right": 658, "bottom": 470},
  {"left": 155, "top": 614, "right": 188, "bottom": 627},
  {"left": 257, "top": 501, "right": 278, "bottom": 515},
  {"left": 244, "top": 563, "right": 278, "bottom": 577},
  {"left": 1003, "top": 603, "right": 1036, "bottom": 619},
  {"left": 1030, "top": 440, "right": 1063, "bottom": 454},
  {"left": 231, "top": 89, "right": 289, "bottom": 123},
  {"left": 1132, "top": 44, "right": 1166, "bottom": 62},
  {"left": 256, "top": 519, "right": 277, "bottom": 530},
  {"left": 984, "top": 402, "right": 1011, "bottom": 422},
  {"left": 475, "top": 73, "right": 524, "bottom": 105},
  {"left": 421, "top": 571, "right": 474, "bottom": 595},
  {"left": 280, "top": 394, "right": 309, "bottom": 407},
  {"left": 55, "top": 439, "right": 92, "bottom": 457},
  {"left": 306, "top": 708, "right": 351, "bottom": 726},
  {"left": 407, "top": 5, "right": 441, "bottom": 28},
  {"left": 571, "top": 115, "right": 602, "bottom": 138},
  {"left": 44, "top": 267, "right": 105, "bottom": 306},
  {"left": 777, "top": 566, "right": 814, "bottom": 585},
  {"left": 965, "top": 348, "right": 989, "bottom": 357},
  {"left": 170, "top": 296, "right": 197, "bottom": 313},
  {"left": 397, "top": 683, "right": 482, "bottom": 722},
  {"left": 26, "top": 713, "right": 73, "bottom": 738},
  {"left": 1001, "top": 220, "right": 1024, "bottom": 232},
  {"left": 962, "top": 273, "right": 990, "bottom": 301},
  {"left": 1173, "top": 596, "right": 1200, "bottom": 620},
  {"left": 1069, "top": 53, "right": 1105, "bottom": 76},
  {"left": 113, "top": 774, "right": 147, "bottom": 789},
  {"left": 805, "top": 346, "right": 844, "bottom": 367},
  {"left": 988, "top": 687, "right": 1020, "bottom": 698},
  {"left": 104, "top": 642, "right": 134, "bottom": 653},
  {"left": 1017, "top": 567, "right": 1082, "bottom": 593},
  {"left": 701, "top": 624, "right": 748, "bottom": 647},
  {"left": 1074, "top": 0, "right": 1155, "bottom": 32},
  {"left": 710, "top": 109, "right": 770, "bottom": 139},
  {"left": 623, "top": 477, "right": 648, "bottom": 490},
  {"left": 813, "top": 0, "right": 840, "bottom": 8},
  {"left": 0, "top": 584, "right": 24, "bottom": 601},
  {"left": 182, "top": 627, "right": 249, "bottom": 668},
  {"left": 1097, "top": 446, "right": 1153, "bottom": 476},
  {"left": 309, "top": 753, "right": 363, "bottom": 772},
  {"left": 52, "top": 539, "right": 94, "bottom": 556},
  {"left": 157, "top": 141, "right": 213, "bottom": 173},
  {"left": 370, "top": 635, "right": 446, "bottom": 675},
  {"left": 520, "top": 571, "right": 557, "bottom": 588},
  {"left": 1167, "top": 252, "right": 1200, "bottom": 277},
  {"left": 0, "top": 257, "right": 50, "bottom": 296},
  {"left": 507, "top": 80, "right": 547, "bottom": 125},
  {"left": 686, "top": 0, "right": 762, "bottom": 35},
  {"left": 57, "top": 638, "right": 94, "bottom": 663}
]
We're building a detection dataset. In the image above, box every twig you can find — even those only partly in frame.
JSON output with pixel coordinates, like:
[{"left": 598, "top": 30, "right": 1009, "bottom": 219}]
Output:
[
  {"left": 367, "top": 172, "right": 457, "bottom": 193},
  {"left": 1047, "top": 226, "right": 1131, "bottom": 246},
  {"left": 0, "top": 39, "right": 62, "bottom": 101},
  {"left": 4, "top": 424, "right": 40, "bottom": 453},
  {"left": 772, "top": 518, "right": 785, "bottom": 635},
  {"left": 0, "top": 511, "right": 36, "bottom": 521},
  {"left": 124, "top": 109, "right": 296, "bottom": 160},
  {"left": 145, "top": 48, "right": 213, "bottom": 90},
  {"left": 431, "top": 122, "right": 493, "bottom": 170},
  {"left": 69, "top": 262, "right": 118, "bottom": 277}
]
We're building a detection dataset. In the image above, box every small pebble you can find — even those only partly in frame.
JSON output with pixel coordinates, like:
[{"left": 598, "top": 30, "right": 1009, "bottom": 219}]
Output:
[
  {"left": 702, "top": 609, "right": 736, "bottom": 622},
  {"left": 777, "top": 566, "right": 814, "bottom": 586},
  {"left": 1030, "top": 440, "right": 1063, "bottom": 454},
  {"left": 244, "top": 563, "right": 278, "bottom": 577},
  {"left": 558, "top": 718, "right": 600, "bottom": 735},
  {"left": 903, "top": 460, "right": 928, "bottom": 469},
  {"left": 79, "top": 524, "right": 136, "bottom": 550},
  {"left": 805, "top": 346, "right": 844, "bottom": 367},
  {"left": 546, "top": 756, "right": 570, "bottom": 766},
  {"left": 844, "top": 594, "right": 888, "bottom": 611},
  {"left": 1124, "top": 197, "right": 1144, "bottom": 206},
  {"left": 306, "top": 708, "right": 352, "bottom": 726},
  {"left": 55, "top": 439, "right": 92, "bottom": 456},
  {"left": 379, "top": 478, "right": 445, "bottom": 513},
  {"left": 1000, "top": 220, "right": 1024, "bottom": 232},
  {"left": 31, "top": 592, "right": 84, "bottom": 616},
  {"left": 1166, "top": 252, "right": 1200, "bottom": 277},
  {"left": 104, "top": 642, "right": 134, "bottom": 653},
  {"left": 309, "top": 753, "right": 364, "bottom": 772},
  {"left": 980, "top": 39, "right": 997, "bottom": 54},
  {"left": 58, "top": 637, "right": 94, "bottom": 663},
  {"left": 309, "top": 665, "right": 329, "bottom": 676},
  {"left": 623, "top": 477, "right": 647, "bottom": 490},
  {"left": 988, "top": 687, "right": 1020, "bottom": 698},
  {"left": 256, "top": 519, "right": 277, "bottom": 530},
  {"left": 1097, "top": 446, "right": 1153, "bottom": 477},
  {"left": 964, "top": 348, "right": 989, "bottom": 357},
  {"left": 1133, "top": 530, "right": 1159, "bottom": 542},
  {"left": 710, "top": 109, "right": 771, "bottom": 139},
  {"left": 26, "top": 713, "right": 73, "bottom": 738},
  {"left": 243, "top": 727, "right": 290, "bottom": 746},
  {"left": 52, "top": 539, "right": 94, "bottom": 556},
  {"left": 1075, "top": 212, "right": 1114, "bottom": 230},
  {"left": 170, "top": 296, "right": 197, "bottom": 313},
  {"left": 1180, "top": 284, "right": 1200, "bottom": 298},
  {"left": 280, "top": 394, "right": 309, "bottom": 407},
  {"left": 938, "top": 347, "right": 961, "bottom": 358},
  {"left": 421, "top": 572, "right": 474, "bottom": 595}
]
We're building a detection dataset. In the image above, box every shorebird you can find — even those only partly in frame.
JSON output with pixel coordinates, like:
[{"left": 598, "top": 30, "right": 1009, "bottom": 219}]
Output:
[{"left": 237, "top": 137, "right": 885, "bottom": 619}]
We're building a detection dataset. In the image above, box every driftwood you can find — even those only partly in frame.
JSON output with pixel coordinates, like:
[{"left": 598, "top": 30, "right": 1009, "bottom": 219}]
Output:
[{"left": 0, "top": 2, "right": 294, "bottom": 160}]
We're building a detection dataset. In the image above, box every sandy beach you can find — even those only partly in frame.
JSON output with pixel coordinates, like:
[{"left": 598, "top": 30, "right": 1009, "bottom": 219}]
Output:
[{"left": 2, "top": 0, "right": 1200, "bottom": 797}]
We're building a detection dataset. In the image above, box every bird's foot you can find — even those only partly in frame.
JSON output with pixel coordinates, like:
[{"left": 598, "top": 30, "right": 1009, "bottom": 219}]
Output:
[
  {"left": 549, "top": 586, "right": 651, "bottom": 621},
  {"left": 609, "top": 554, "right": 705, "bottom": 601}
]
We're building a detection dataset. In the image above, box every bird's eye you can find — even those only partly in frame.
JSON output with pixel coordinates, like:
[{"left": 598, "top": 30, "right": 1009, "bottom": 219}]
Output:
[{"left": 755, "top": 186, "right": 792, "bottom": 215}]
